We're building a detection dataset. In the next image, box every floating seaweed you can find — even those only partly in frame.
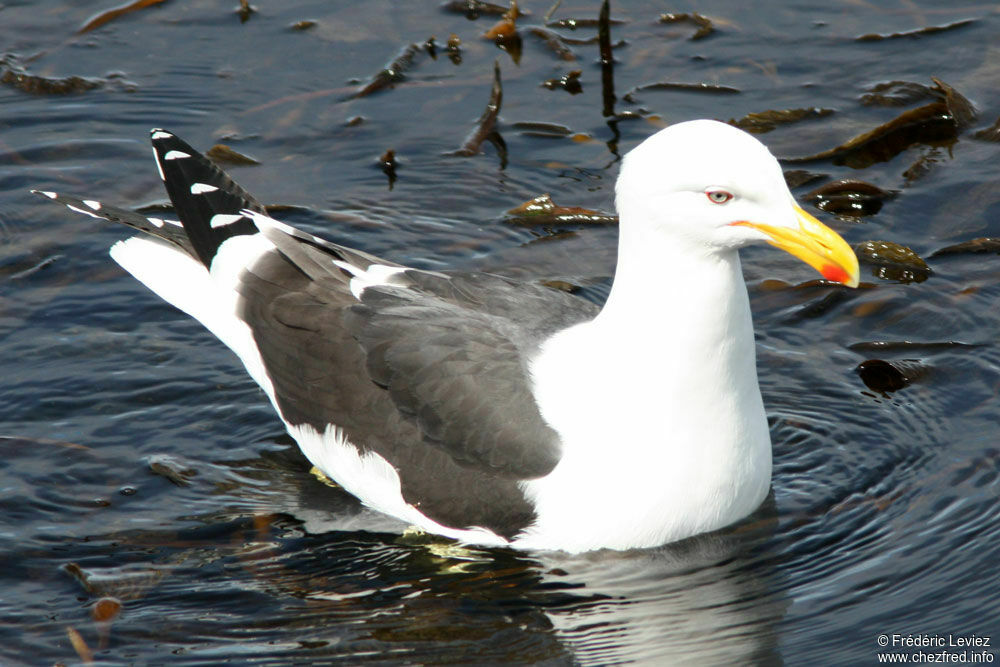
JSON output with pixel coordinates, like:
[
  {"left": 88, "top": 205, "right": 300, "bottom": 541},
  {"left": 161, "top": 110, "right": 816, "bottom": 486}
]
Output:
[
  {"left": 542, "top": 69, "right": 582, "bottom": 94},
  {"left": 529, "top": 27, "right": 577, "bottom": 61},
  {"left": 598, "top": 0, "right": 615, "bottom": 118},
  {"left": 380, "top": 149, "right": 398, "bottom": 189},
  {"left": 860, "top": 80, "right": 938, "bottom": 107},
  {"left": 855, "top": 359, "right": 926, "bottom": 395},
  {"left": 658, "top": 12, "right": 715, "bottom": 40},
  {"left": 855, "top": 240, "right": 931, "bottom": 283},
  {"left": 446, "top": 61, "right": 505, "bottom": 164},
  {"left": 541, "top": 279, "right": 581, "bottom": 293},
  {"left": 543, "top": 0, "right": 563, "bottom": 23},
  {"left": 803, "top": 178, "right": 893, "bottom": 217},
  {"left": 442, "top": 34, "right": 461, "bottom": 65},
  {"left": 547, "top": 17, "right": 623, "bottom": 29},
  {"left": 929, "top": 238, "right": 1000, "bottom": 258},
  {"left": 783, "top": 170, "right": 826, "bottom": 189},
  {"left": 352, "top": 42, "right": 428, "bottom": 98},
  {"left": 787, "top": 286, "right": 859, "bottom": 321},
  {"left": 237, "top": 0, "right": 257, "bottom": 23},
  {"left": 206, "top": 144, "right": 260, "bottom": 166},
  {"left": 67, "top": 627, "right": 94, "bottom": 664},
  {"left": 483, "top": 1, "right": 523, "bottom": 63},
  {"left": 64, "top": 562, "right": 166, "bottom": 600},
  {"left": 856, "top": 18, "right": 975, "bottom": 42},
  {"left": 506, "top": 194, "right": 617, "bottom": 226},
  {"left": 0, "top": 54, "right": 103, "bottom": 95},
  {"left": 512, "top": 121, "right": 572, "bottom": 137},
  {"left": 443, "top": 0, "right": 524, "bottom": 20},
  {"left": 729, "top": 107, "right": 833, "bottom": 134},
  {"left": 484, "top": 0, "right": 519, "bottom": 39},
  {"left": 148, "top": 454, "right": 197, "bottom": 487},
  {"left": 901, "top": 147, "right": 945, "bottom": 182},
  {"left": 625, "top": 81, "right": 740, "bottom": 103},
  {"left": 973, "top": 116, "right": 1000, "bottom": 142},
  {"left": 79, "top": 0, "right": 168, "bottom": 33},
  {"left": 785, "top": 79, "right": 975, "bottom": 168},
  {"left": 933, "top": 77, "right": 975, "bottom": 129},
  {"left": 92, "top": 596, "right": 123, "bottom": 650},
  {"left": 849, "top": 340, "right": 976, "bottom": 353}
]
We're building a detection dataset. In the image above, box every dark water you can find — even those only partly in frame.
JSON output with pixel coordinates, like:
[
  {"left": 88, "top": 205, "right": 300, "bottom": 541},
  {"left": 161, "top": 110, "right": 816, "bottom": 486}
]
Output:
[{"left": 2, "top": 1, "right": 999, "bottom": 664}]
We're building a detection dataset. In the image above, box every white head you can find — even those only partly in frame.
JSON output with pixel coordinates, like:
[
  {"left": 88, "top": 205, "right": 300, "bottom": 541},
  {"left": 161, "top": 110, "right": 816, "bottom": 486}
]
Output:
[{"left": 614, "top": 119, "right": 859, "bottom": 285}]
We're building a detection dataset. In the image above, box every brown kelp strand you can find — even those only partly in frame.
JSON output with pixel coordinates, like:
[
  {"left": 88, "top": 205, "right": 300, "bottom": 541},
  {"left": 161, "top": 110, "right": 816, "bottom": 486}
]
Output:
[
  {"left": 854, "top": 240, "right": 931, "bottom": 284},
  {"left": 63, "top": 562, "right": 166, "bottom": 601},
  {"left": 929, "top": 238, "right": 1000, "bottom": 258},
  {"left": 506, "top": 194, "right": 617, "bottom": 226},
  {"left": 783, "top": 170, "right": 826, "bottom": 189},
  {"left": 848, "top": 341, "right": 977, "bottom": 353},
  {"left": 855, "top": 359, "right": 928, "bottom": 395},
  {"left": 803, "top": 178, "right": 894, "bottom": 217},
  {"left": 598, "top": 0, "right": 615, "bottom": 118},
  {"left": 658, "top": 12, "right": 715, "bottom": 40},
  {"left": 784, "top": 79, "right": 975, "bottom": 168},
  {"left": 442, "top": 0, "right": 524, "bottom": 20},
  {"left": 856, "top": 18, "right": 976, "bottom": 42},
  {"left": 148, "top": 454, "right": 197, "bottom": 487},
  {"left": 0, "top": 54, "right": 103, "bottom": 95},
  {"left": 352, "top": 42, "right": 430, "bottom": 99},
  {"left": 624, "top": 81, "right": 740, "bottom": 102},
  {"left": 79, "top": 0, "right": 167, "bottom": 34},
  {"left": 237, "top": 0, "right": 257, "bottom": 23},
  {"left": 67, "top": 627, "right": 94, "bottom": 665},
  {"left": 528, "top": 27, "right": 577, "bottom": 61},
  {"left": 973, "top": 116, "right": 1000, "bottom": 142},
  {"left": 729, "top": 107, "right": 833, "bottom": 134},
  {"left": 206, "top": 144, "right": 260, "bottom": 166},
  {"left": 511, "top": 121, "right": 572, "bottom": 137},
  {"left": 380, "top": 149, "right": 398, "bottom": 189},
  {"left": 483, "top": 0, "right": 519, "bottom": 39},
  {"left": 446, "top": 34, "right": 462, "bottom": 64},
  {"left": 542, "top": 69, "right": 582, "bottom": 94},
  {"left": 861, "top": 80, "right": 939, "bottom": 107},
  {"left": 447, "top": 61, "right": 504, "bottom": 160},
  {"left": 547, "top": 17, "right": 623, "bottom": 29}
]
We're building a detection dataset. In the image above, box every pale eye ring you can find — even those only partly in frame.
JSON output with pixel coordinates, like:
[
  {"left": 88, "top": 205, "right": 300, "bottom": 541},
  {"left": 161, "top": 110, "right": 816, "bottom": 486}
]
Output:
[{"left": 706, "top": 189, "right": 733, "bottom": 204}]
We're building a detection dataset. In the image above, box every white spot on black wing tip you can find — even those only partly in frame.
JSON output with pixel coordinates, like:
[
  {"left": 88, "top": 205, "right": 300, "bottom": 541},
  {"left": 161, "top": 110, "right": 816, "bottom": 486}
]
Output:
[
  {"left": 163, "top": 150, "right": 191, "bottom": 160},
  {"left": 190, "top": 183, "right": 219, "bottom": 195},
  {"left": 83, "top": 200, "right": 102, "bottom": 211},
  {"left": 32, "top": 190, "right": 58, "bottom": 199},
  {"left": 150, "top": 130, "right": 173, "bottom": 140},
  {"left": 209, "top": 213, "right": 245, "bottom": 228},
  {"left": 66, "top": 204, "right": 104, "bottom": 220},
  {"left": 146, "top": 217, "right": 165, "bottom": 228},
  {"left": 152, "top": 146, "right": 166, "bottom": 181}
]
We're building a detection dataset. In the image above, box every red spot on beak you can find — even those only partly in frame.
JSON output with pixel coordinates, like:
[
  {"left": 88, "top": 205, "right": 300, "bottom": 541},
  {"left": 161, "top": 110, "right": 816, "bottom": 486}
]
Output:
[{"left": 821, "top": 264, "right": 851, "bottom": 284}]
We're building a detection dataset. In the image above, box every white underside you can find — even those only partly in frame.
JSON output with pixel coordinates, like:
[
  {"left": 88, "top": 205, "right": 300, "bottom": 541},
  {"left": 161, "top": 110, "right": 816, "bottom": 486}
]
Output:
[{"left": 111, "top": 234, "right": 510, "bottom": 548}]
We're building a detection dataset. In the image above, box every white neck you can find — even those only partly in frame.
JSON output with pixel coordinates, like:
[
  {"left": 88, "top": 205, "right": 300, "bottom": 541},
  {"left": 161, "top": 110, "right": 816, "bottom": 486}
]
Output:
[{"left": 518, "top": 216, "right": 772, "bottom": 551}]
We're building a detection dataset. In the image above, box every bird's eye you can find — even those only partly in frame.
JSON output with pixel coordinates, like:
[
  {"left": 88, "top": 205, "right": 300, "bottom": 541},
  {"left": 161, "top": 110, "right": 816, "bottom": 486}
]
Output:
[{"left": 706, "top": 189, "right": 733, "bottom": 204}]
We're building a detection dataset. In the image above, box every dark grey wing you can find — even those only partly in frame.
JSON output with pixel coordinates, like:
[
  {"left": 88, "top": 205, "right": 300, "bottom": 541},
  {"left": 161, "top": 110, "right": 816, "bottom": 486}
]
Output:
[
  {"left": 241, "top": 230, "right": 595, "bottom": 481},
  {"left": 346, "top": 270, "right": 596, "bottom": 479}
]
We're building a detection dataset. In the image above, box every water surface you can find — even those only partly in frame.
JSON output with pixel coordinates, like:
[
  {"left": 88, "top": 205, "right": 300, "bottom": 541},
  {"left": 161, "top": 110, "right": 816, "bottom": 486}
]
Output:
[{"left": 2, "top": 1, "right": 999, "bottom": 664}]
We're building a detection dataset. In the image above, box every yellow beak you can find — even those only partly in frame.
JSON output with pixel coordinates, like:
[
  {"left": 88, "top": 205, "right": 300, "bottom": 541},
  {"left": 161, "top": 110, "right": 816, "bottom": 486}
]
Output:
[{"left": 732, "top": 206, "right": 860, "bottom": 288}]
